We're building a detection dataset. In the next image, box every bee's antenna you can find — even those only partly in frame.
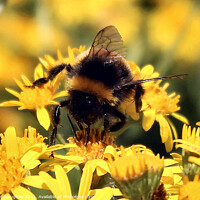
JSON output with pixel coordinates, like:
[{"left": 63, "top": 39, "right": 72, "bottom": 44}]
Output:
[
  {"left": 133, "top": 74, "right": 188, "bottom": 84},
  {"left": 115, "top": 74, "right": 188, "bottom": 90}
]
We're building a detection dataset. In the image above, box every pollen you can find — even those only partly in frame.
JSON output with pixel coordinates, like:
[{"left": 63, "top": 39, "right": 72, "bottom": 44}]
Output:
[
  {"left": 67, "top": 129, "right": 116, "bottom": 162},
  {"left": 0, "top": 151, "right": 26, "bottom": 195},
  {"left": 19, "top": 86, "right": 54, "bottom": 110},
  {"left": 143, "top": 81, "right": 181, "bottom": 115}
]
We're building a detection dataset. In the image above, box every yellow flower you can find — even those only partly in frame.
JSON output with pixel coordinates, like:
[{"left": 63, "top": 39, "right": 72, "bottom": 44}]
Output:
[
  {"left": 39, "top": 163, "right": 116, "bottom": 200},
  {"left": 179, "top": 175, "right": 200, "bottom": 200},
  {"left": 39, "top": 129, "right": 114, "bottom": 177},
  {"left": 0, "top": 126, "right": 47, "bottom": 199},
  {"left": 120, "top": 63, "right": 188, "bottom": 152},
  {"left": 142, "top": 77, "right": 188, "bottom": 152},
  {"left": 0, "top": 64, "right": 68, "bottom": 130},
  {"left": 106, "top": 145, "right": 164, "bottom": 200},
  {"left": 174, "top": 123, "right": 200, "bottom": 180}
]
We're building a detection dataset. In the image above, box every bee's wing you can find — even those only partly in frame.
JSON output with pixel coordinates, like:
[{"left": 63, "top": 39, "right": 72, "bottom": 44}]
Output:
[{"left": 87, "top": 25, "right": 127, "bottom": 58}]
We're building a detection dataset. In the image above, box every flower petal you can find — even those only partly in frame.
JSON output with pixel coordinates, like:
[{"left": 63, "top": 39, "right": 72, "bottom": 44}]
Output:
[
  {"left": 39, "top": 171, "right": 61, "bottom": 198},
  {"left": 22, "top": 175, "right": 49, "bottom": 190},
  {"left": 5, "top": 126, "right": 19, "bottom": 158},
  {"left": 142, "top": 109, "right": 156, "bottom": 131},
  {"left": 5, "top": 88, "right": 20, "bottom": 98},
  {"left": 21, "top": 75, "right": 32, "bottom": 85},
  {"left": 53, "top": 90, "right": 69, "bottom": 99},
  {"left": 95, "top": 159, "right": 110, "bottom": 176},
  {"left": 34, "top": 64, "right": 44, "bottom": 80},
  {"left": 36, "top": 108, "right": 50, "bottom": 130},
  {"left": 92, "top": 187, "right": 114, "bottom": 200},
  {"left": 172, "top": 113, "right": 189, "bottom": 124},
  {"left": 14, "top": 79, "right": 25, "bottom": 90},
  {"left": 77, "top": 161, "right": 96, "bottom": 200},
  {"left": 157, "top": 115, "right": 171, "bottom": 143},
  {"left": 0, "top": 100, "right": 22, "bottom": 107},
  {"left": 11, "top": 185, "right": 37, "bottom": 200},
  {"left": 164, "top": 130, "right": 173, "bottom": 152},
  {"left": 55, "top": 165, "right": 72, "bottom": 197},
  {"left": 1, "top": 193, "right": 12, "bottom": 200}
]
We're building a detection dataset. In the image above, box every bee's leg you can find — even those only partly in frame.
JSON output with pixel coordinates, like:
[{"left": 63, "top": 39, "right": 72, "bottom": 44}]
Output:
[
  {"left": 134, "top": 84, "right": 144, "bottom": 113},
  {"left": 28, "top": 64, "right": 72, "bottom": 88},
  {"left": 50, "top": 100, "right": 70, "bottom": 147},
  {"left": 67, "top": 114, "right": 79, "bottom": 141},
  {"left": 109, "top": 108, "right": 126, "bottom": 132},
  {"left": 82, "top": 123, "right": 90, "bottom": 145},
  {"left": 102, "top": 107, "right": 126, "bottom": 138}
]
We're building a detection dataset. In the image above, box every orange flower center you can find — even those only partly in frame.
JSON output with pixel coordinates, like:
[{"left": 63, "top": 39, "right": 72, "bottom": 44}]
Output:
[{"left": 68, "top": 129, "right": 116, "bottom": 162}]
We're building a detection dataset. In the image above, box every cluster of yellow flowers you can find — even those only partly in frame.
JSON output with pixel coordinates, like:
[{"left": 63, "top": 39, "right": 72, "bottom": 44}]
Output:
[{"left": 0, "top": 46, "right": 199, "bottom": 200}]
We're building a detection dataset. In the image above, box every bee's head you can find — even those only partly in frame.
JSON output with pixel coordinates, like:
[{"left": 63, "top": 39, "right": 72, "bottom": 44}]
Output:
[{"left": 67, "top": 90, "right": 104, "bottom": 126}]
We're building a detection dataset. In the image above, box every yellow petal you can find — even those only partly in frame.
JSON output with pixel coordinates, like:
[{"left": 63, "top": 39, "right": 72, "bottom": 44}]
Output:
[
  {"left": 63, "top": 164, "right": 79, "bottom": 173},
  {"left": 172, "top": 113, "right": 189, "bottom": 124},
  {"left": 5, "top": 88, "right": 20, "bottom": 98},
  {"left": 39, "top": 57, "right": 49, "bottom": 69},
  {"left": 166, "top": 118, "right": 178, "bottom": 139},
  {"left": 53, "top": 90, "right": 69, "bottom": 99},
  {"left": 34, "top": 63, "right": 44, "bottom": 80},
  {"left": 92, "top": 187, "right": 114, "bottom": 200},
  {"left": 164, "top": 131, "right": 173, "bottom": 152},
  {"left": 21, "top": 75, "right": 32, "bottom": 85},
  {"left": 39, "top": 171, "right": 61, "bottom": 198},
  {"left": 68, "top": 46, "right": 74, "bottom": 59},
  {"left": 157, "top": 115, "right": 171, "bottom": 143},
  {"left": 77, "top": 162, "right": 96, "bottom": 200},
  {"left": 95, "top": 159, "right": 110, "bottom": 176},
  {"left": 0, "top": 100, "right": 22, "bottom": 107},
  {"left": 142, "top": 109, "right": 156, "bottom": 131},
  {"left": 44, "top": 55, "right": 55, "bottom": 66},
  {"left": 21, "top": 144, "right": 46, "bottom": 167},
  {"left": 164, "top": 159, "right": 178, "bottom": 167},
  {"left": 141, "top": 64, "right": 154, "bottom": 75},
  {"left": 46, "top": 143, "right": 77, "bottom": 152},
  {"left": 57, "top": 49, "right": 64, "bottom": 61},
  {"left": 104, "top": 145, "right": 117, "bottom": 158},
  {"left": 36, "top": 107, "right": 50, "bottom": 130},
  {"left": 1, "top": 193, "right": 12, "bottom": 200},
  {"left": 22, "top": 176, "right": 49, "bottom": 190},
  {"left": 55, "top": 165, "right": 72, "bottom": 197},
  {"left": 188, "top": 156, "right": 200, "bottom": 165},
  {"left": 14, "top": 78, "right": 25, "bottom": 90},
  {"left": 46, "top": 100, "right": 59, "bottom": 105},
  {"left": 5, "top": 126, "right": 19, "bottom": 158},
  {"left": 11, "top": 185, "right": 37, "bottom": 200}
]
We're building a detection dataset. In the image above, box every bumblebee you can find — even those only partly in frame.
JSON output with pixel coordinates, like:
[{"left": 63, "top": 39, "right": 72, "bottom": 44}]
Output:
[{"left": 30, "top": 26, "right": 186, "bottom": 146}]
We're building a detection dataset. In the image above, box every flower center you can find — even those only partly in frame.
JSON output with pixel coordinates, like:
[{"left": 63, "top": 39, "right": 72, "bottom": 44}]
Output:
[
  {"left": 0, "top": 151, "right": 26, "bottom": 195},
  {"left": 19, "top": 87, "right": 53, "bottom": 109},
  {"left": 143, "top": 82, "right": 180, "bottom": 115},
  {"left": 68, "top": 129, "right": 116, "bottom": 162}
]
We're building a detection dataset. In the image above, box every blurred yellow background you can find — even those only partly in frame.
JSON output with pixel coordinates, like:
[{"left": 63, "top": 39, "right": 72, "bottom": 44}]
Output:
[{"left": 0, "top": 0, "right": 199, "bottom": 154}]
